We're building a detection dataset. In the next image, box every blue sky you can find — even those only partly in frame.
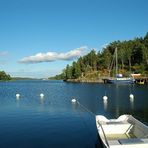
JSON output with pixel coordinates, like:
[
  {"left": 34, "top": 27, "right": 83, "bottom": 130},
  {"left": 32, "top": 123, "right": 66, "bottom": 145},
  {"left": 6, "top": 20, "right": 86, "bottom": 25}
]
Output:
[{"left": 0, "top": 0, "right": 148, "bottom": 78}]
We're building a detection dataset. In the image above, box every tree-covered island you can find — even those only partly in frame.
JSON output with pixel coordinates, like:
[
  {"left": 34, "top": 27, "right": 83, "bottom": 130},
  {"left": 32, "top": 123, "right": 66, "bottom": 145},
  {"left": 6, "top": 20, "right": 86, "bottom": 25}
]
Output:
[
  {"left": 0, "top": 71, "right": 11, "bottom": 81},
  {"left": 50, "top": 32, "right": 148, "bottom": 82}
]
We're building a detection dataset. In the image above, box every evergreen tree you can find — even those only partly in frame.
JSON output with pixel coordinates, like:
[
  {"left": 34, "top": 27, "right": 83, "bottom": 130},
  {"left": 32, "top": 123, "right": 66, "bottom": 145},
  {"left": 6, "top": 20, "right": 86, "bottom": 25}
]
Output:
[
  {"left": 72, "top": 62, "right": 81, "bottom": 79},
  {"left": 65, "top": 64, "right": 72, "bottom": 79}
]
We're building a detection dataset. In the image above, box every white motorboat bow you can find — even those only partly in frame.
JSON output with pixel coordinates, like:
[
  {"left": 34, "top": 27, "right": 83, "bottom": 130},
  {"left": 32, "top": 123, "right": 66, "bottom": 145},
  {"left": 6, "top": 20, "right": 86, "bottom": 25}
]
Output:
[{"left": 96, "top": 115, "right": 148, "bottom": 148}]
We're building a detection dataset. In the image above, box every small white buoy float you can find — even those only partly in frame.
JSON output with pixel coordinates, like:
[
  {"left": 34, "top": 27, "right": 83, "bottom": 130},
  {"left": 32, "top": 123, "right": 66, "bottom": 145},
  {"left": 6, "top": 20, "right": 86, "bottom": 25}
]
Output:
[
  {"left": 16, "top": 93, "right": 20, "bottom": 98},
  {"left": 103, "top": 95, "right": 108, "bottom": 101},
  {"left": 40, "top": 93, "right": 44, "bottom": 98},
  {"left": 129, "top": 94, "right": 134, "bottom": 99},
  {"left": 71, "top": 98, "right": 77, "bottom": 103},
  {"left": 16, "top": 93, "right": 20, "bottom": 100}
]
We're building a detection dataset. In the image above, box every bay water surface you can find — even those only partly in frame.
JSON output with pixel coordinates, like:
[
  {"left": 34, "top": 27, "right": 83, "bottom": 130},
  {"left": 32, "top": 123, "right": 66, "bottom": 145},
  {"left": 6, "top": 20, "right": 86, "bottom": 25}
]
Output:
[{"left": 0, "top": 80, "right": 148, "bottom": 148}]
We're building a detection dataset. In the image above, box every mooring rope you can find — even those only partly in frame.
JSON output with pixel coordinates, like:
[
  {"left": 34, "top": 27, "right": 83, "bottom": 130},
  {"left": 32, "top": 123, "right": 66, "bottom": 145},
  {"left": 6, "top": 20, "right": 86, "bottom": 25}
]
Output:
[
  {"left": 77, "top": 100, "right": 96, "bottom": 117},
  {"left": 75, "top": 100, "right": 97, "bottom": 147},
  {"left": 75, "top": 100, "right": 110, "bottom": 148}
]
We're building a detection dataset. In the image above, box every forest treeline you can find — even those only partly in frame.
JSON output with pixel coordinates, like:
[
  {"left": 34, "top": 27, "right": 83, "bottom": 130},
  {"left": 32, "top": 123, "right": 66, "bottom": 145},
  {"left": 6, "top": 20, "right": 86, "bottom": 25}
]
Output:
[
  {"left": 51, "top": 32, "right": 148, "bottom": 80},
  {"left": 0, "top": 71, "right": 11, "bottom": 81}
]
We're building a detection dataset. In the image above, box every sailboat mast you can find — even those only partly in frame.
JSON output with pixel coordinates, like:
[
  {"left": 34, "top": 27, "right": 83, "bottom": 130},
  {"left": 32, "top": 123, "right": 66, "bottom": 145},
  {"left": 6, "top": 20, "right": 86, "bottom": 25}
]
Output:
[{"left": 115, "top": 47, "right": 118, "bottom": 75}]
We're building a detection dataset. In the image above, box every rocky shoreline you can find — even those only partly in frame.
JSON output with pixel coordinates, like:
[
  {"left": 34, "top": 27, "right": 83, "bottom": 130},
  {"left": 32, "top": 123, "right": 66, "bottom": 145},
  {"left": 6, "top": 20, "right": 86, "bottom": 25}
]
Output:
[{"left": 64, "top": 78, "right": 104, "bottom": 83}]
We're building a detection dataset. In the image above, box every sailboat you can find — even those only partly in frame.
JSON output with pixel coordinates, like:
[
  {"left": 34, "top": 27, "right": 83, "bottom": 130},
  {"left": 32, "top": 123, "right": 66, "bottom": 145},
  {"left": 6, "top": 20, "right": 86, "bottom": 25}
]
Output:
[{"left": 106, "top": 48, "right": 135, "bottom": 84}]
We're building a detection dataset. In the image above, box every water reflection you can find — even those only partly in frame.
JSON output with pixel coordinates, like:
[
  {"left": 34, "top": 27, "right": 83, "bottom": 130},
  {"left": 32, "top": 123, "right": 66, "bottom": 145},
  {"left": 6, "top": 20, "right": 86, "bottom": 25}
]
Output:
[
  {"left": 39, "top": 97, "right": 45, "bottom": 105},
  {"left": 115, "top": 107, "right": 119, "bottom": 117},
  {"left": 114, "top": 85, "right": 120, "bottom": 117},
  {"left": 130, "top": 97, "right": 134, "bottom": 110},
  {"left": 71, "top": 101, "right": 79, "bottom": 110},
  {"left": 103, "top": 100, "right": 108, "bottom": 111},
  {"left": 16, "top": 98, "right": 20, "bottom": 108}
]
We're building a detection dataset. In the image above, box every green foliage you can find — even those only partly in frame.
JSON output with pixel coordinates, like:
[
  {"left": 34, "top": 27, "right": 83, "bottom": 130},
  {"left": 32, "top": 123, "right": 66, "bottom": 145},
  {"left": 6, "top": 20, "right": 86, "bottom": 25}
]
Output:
[
  {"left": 49, "top": 73, "right": 65, "bottom": 80},
  {"left": 65, "top": 64, "right": 72, "bottom": 79},
  {"left": 51, "top": 32, "right": 148, "bottom": 80},
  {"left": 72, "top": 62, "right": 81, "bottom": 79},
  {"left": 0, "top": 71, "right": 11, "bottom": 81}
]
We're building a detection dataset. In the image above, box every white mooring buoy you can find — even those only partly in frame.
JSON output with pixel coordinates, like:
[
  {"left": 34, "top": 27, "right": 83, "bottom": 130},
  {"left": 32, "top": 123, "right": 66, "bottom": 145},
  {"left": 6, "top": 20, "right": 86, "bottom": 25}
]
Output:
[
  {"left": 16, "top": 93, "right": 20, "bottom": 99},
  {"left": 16, "top": 93, "right": 20, "bottom": 97},
  {"left": 71, "top": 98, "right": 77, "bottom": 103},
  {"left": 129, "top": 94, "right": 134, "bottom": 99},
  {"left": 40, "top": 93, "right": 44, "bottom": 98},
  {"left": 103, "top": 95, "right": 108, "bottom": 101}
]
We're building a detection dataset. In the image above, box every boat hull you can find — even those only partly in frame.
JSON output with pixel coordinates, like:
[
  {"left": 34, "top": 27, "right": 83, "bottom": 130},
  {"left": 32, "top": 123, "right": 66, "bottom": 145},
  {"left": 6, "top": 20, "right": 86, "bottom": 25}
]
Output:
[
  {"left": 96, "top": 115, "right": 148, "bottom": 148},
  {"left": 106, "top": 78, "right": 135, "bottom": 84}
]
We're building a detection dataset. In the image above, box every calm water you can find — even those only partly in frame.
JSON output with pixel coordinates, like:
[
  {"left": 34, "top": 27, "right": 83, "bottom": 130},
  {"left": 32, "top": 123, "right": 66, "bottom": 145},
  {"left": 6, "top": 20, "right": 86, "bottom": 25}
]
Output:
[{"left": 0, "top": 80, "right": 148, "bottom": 148}]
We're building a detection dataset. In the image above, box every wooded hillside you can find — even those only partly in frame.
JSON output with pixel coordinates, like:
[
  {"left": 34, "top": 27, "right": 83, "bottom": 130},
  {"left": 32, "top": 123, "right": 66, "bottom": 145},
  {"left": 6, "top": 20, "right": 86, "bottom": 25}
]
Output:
[{"left": 51, "top": 32, "right": 148, "bottom": 80}]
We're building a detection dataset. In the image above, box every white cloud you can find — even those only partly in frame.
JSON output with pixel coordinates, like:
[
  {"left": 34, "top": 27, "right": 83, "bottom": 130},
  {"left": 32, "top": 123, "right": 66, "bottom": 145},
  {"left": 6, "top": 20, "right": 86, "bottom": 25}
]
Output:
[{"left": 19, "top": 46, "right": 88, "bottom": 64}]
